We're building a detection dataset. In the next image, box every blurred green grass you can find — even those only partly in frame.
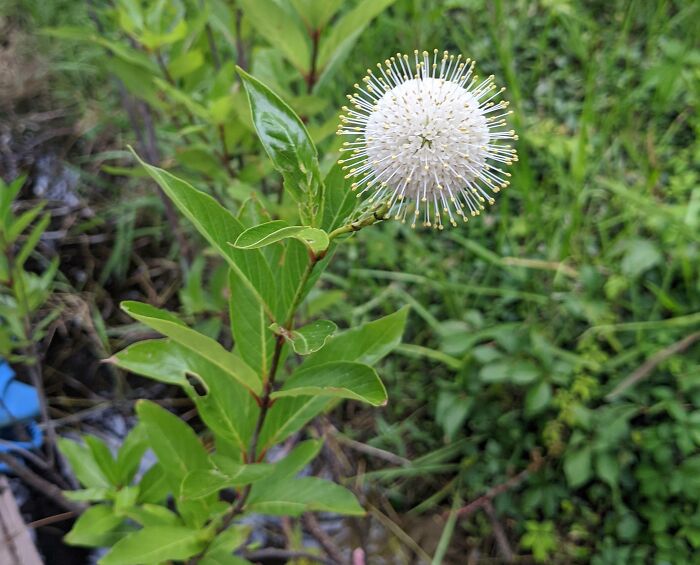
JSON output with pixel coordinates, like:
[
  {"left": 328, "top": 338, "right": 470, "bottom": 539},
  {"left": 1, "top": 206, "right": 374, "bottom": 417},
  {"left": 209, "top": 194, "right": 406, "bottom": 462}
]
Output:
[
  {"left": 327, "top": 0, "right": 700, "bottom": 561},
  {"left": 4, "top": 0, "right": 700, "bottom": 561}
]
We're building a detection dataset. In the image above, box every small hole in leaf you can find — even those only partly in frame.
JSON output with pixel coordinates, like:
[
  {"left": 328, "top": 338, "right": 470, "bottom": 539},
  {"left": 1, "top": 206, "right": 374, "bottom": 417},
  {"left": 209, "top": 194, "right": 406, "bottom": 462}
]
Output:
[{"left": 186, "top": 372, "right": 208, "bottom": 397}]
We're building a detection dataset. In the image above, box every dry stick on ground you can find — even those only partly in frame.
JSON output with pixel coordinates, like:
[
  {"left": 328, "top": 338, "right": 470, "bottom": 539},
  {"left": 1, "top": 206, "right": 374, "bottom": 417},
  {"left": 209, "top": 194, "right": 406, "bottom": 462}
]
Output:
[
  {"left": 451, "top": 465, "right": 535, "bottom": 520},
  {"left": 26, "top": 510, "right": 78, "bottom": 530},
  {"left": 303, "top": 514, "right": 346, "bottom": 564},
  {"left": 483, "top": 501, "right": 515, "bottom": 563},
  {"left": 606, "top": 331, "right": 700, "bottom": 401},
  {"left": 0, "top": 454, "right": 84, "bottom": 513},
  {"left": 243, "top": 548, "right": 336, "bottom": 565}
]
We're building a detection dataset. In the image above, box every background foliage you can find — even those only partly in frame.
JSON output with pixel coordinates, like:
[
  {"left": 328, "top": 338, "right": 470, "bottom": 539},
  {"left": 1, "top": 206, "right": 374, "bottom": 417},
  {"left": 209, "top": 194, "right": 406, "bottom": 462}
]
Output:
[{"left": 1, "top": 0, "right": 699, "bottom": 563}]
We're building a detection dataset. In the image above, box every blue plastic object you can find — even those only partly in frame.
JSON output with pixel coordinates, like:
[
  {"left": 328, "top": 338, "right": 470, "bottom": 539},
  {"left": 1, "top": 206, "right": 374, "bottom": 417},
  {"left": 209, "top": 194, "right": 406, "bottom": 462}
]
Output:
[{"left": 0, "top": 359, "right": 44, "bottom": 472}]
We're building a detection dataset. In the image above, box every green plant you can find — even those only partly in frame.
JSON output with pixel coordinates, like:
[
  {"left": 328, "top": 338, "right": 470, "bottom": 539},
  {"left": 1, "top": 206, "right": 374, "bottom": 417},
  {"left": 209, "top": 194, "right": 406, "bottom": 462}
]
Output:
[{"left": 59, "top": 67, "right": 411, "bottom": 564}]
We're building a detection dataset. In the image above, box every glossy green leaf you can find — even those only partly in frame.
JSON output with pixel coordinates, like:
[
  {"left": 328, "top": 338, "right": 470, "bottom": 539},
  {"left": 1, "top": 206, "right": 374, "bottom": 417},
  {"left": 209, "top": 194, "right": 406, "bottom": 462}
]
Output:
[
  {"left": 258, "top": 396, "right": 330, "bottom": 451},
  {"left": 272, "top": 361, "right": 387, "bottom": 406},
  {"left": 64, "top": 505, "right": 127, "bottom": 548},
  {"left": 246, "top": 476, "right": 364, "bottom": 517},
  {"left": 291, "top": 0, "right": 343, "bottom": 30},
  {"left": 258, "top": 309, "right": 407, "bottom": 449},
  {"left": 113, "top": 339, "right": 257, "bottom": 450},
  {"left": 58, "top": 438, "right": 111, "bottom": 489},
  {"left": 277, "top": 238, "right": 328, "bottom": 324},
  {"left": 130, "top": 150, "right": 277, "bottom": 322},
  {"left": 126, "top": 505, "right": 181, "bottom": 528},
  {"left": 233, "top": 220, "right": 329, "bottom": 255},
  {"left": 137, "top": 464, "right": 170, "bottom": 505},
  {"left": 201, "top": 526, "right": 252, "bottom": 564},
  {"left": 229, "top": 268, "right": 275, "bottom": 379},
  {"left": 266, "top": 439, "right": 323, "bottom": 480},
  {"left": 320, "top": 163, "right": 357, "bottom": 231},
  {"left": 249, "top": 440, "right": 323, "bottom": 502},
  {"left": 315, "top": 0, "right": 397, "bottom": 90},
  {"left": 301, "top": 306, "right": 409, "bottom": 369},
  {"left": 100, "top": 525, "right": 205, "bottom": 565},
  {"left": 181, "top": 462, "right": 273, "bottom": 499},
  {"left": 121, "top": 301, "right": 261, "bottom": 395},
  {"left": 271, "top": 319, "right": 336, "bottom": 355},
  {"left": 136, "top": 401, "right": 210, "bottom": 483},
  {"left": 84, "top": 435, "right": 119, "bottom": 486},
  {"left": 237, "top": 68, "right": 323, "bottom": 219},
  {"left": 238, "top": 0, "right": 310, "bottom": 73},
  {"left": 136, "top": 400, "right": 214, "bottom": 527},
  {"left": 115, "top": 424, "right": 148, "bottom": 486}
]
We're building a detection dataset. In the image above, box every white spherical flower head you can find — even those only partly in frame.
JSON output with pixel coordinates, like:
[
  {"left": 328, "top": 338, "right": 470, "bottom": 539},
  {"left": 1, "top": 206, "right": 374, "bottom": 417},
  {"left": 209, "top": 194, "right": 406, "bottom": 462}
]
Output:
[{"left": 338, "top": 50, "right": 518, "bottom": 229}]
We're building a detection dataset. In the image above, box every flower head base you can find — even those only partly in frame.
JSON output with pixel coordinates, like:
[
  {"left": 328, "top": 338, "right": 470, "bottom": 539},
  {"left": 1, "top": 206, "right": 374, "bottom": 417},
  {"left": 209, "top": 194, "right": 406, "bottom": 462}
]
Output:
[{"left": 337, "top": 50, "right": 518, "bottom": 229}]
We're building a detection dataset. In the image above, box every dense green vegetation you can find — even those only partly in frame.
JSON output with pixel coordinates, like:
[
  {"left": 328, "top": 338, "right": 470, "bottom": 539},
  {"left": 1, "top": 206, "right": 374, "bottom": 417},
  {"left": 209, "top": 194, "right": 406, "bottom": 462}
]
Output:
[{"left": 1, "top": 0, "right": 699, "bottom": 562}]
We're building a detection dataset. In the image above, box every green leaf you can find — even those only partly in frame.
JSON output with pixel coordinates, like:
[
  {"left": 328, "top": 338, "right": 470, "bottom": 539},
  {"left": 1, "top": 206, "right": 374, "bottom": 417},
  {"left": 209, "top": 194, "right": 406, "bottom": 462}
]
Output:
[
  {"left": 229, "top": 268, "right": 275, "bottom": 379},
  {"left": 258, "top": 396, "right": 329, "bottom": 451},
  {"left": 137, "top": 464, "right": 170, "bottom": 505},
  {"left": 271, "top": 319, "right": 336, "bottom": 354},
  {"left": 0, "top": 175, "right": 25, "bottom": 228},
  {"left": 291, "top": 0, "right": 343, "bottom": 30},
  {"left": 525, "top": 381, "right": 552, "bottom": 415},
  {"left": 236, "top": 68, "right": 323, "bottom": 219},
  {"left": 233, "top": 220, "right": 329, "bottom": 255},
  {"left": 238, "top": 0, "right": 310, "bottom": 73},
  {"left": 126, "top": 505, "right": 181, "bottom": 528},
  {"left": 130, "top": 150, "right": 277, "bottom": 322},
  {"left": 113, "top": 339, "right": 257, "bottom": 450},
  {"left": 121, "top": 301, "right": 261, "bottom": 395},
  {"left": 301, "top": 306, "right": 409, "bottom": 369},
  {"left": 136, "top": 401, "right": 214, "bottom": 527},
  {"left": 258, "top": 309, "right": 407, "bottom": 450},
  {"left": 201, "top": 526, "right": 251, "bottom": 564},
  {"left": 277, "top": 238, "right": 328, "bottom": 324},
  {"left": 246, "top": 476, "right": 364, "bottom": 516},
  {"left": 248, "top": 440, "right": 323, "bottom": 502},
  {"left": 7, "top": 202, "right": 46, "bottom": 243},
  {"left": 266, "top": 439, "right": 323, "bottom": 480},
  {"left": 64, "top": 488, "right": 110, "bottom": 503},
  {"left": 182, "top": 462, "right": 273, "bottom": 499},
  {"left": 564, "top": 446, "right": 593, "bottom": 488},
  {"left": 115, "top": 425, "right": 148, "bottom": 486},
  {"left": 621, "top": 238, "right": 662, "bottom": 278},
  {"left": 595, "top": 452, "right": 620, "bottom": 488},
  {"left": 65, "top": 505, "right": 126, "bottom": 548},
  {"left": 136, "top": 400, "right": 210, "bottom": 483},
  {"left": 315, "top": 0, "right": 397, "bottom": 90},
  {"left": 100, "top": 526, "right": 206, "bottom": 565},
  {"left": 84, "top": 435, "right": 119, "bottom": 487},
  {"left": 16, "top": 213, "right": 50, "bottom": 268},
  {"left": 272, "top": 361, "right": 387, "bottom": 406},
  {"left": 58, "top": 438, "right": 111, "bottom": 489},
  {"left": 320, "top": 163, "right": 357, "bottom": 231}
]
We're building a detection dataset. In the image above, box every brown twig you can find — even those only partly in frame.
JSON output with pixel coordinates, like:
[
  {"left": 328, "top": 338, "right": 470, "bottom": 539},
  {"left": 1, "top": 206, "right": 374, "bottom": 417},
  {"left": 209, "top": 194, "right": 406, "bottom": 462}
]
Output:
[
  {"left": 0, "top": 454, "right": 84, "bottom": 513},
  {"left": 606, "top": 331, "right": 700, "bottom": 401},
  {"left": 302, "top": 513, "right": 346, "bottom": 564},
  {"left": 451, "top": 458, "right": 542, "bottom": 520},
  {"left": 244, "top": 548, "right": 335, "bottom": 565},
  {"left": 235, "top": 8, "right": 247, "bottom": 70},
  {"left": 306, "top": 29, "right": 321, "bottom": 93},
  {"left": 483, "top": 501, "right": 514, "bottom": 563},
  {"left": 26, "top": 511, "right": 78, "bottom": 530}
]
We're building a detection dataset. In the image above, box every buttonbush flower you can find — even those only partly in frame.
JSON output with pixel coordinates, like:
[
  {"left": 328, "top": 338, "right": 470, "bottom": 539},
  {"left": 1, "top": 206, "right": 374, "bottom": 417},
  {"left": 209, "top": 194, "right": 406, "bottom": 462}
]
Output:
[{"left": 337, "top": 50, "right": 518, "bottom": 229}]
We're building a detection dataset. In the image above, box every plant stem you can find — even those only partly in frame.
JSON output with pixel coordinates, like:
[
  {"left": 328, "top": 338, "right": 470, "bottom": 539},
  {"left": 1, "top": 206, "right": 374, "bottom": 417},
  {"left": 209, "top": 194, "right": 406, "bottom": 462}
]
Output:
[
  {"left": 194, "top": 253, "right": 325, "bottom": 561},
  {"left": 328, "top": 201, "right": 391, "bottom": 241},
  {"left": 306, "top": 28, "right": 321, "bottom": 93}
]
